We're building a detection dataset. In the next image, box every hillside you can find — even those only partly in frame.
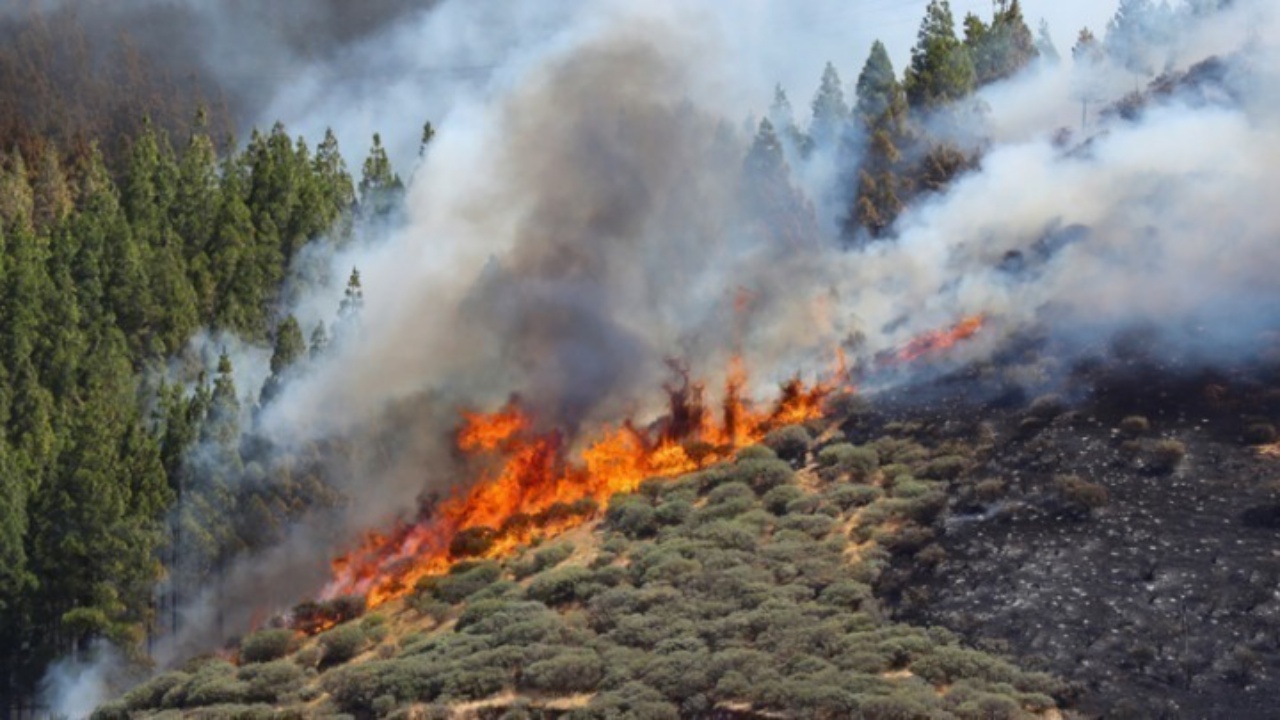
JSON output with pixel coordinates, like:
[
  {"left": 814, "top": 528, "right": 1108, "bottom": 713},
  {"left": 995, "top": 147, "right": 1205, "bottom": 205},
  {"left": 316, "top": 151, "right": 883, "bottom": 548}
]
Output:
[{"left": 93, "top": 408, "right": 1074, "bottom": 719}]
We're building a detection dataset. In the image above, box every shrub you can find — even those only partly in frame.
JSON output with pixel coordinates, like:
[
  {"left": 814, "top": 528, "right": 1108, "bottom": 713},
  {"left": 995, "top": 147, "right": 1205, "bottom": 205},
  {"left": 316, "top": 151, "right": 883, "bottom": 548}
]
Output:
[
  {"left": 1119, "top": 415, "right": 1150, "bottom": 438},
  {"left": 764, "top": 425, "right": 812, "bottom": 464},
  {"left": 890, "top": 477, "right": 936, "bottom": 499},
  {"left": 521, "top": 650, "right": 605, "bottom": 693},
  {"left": 777, "top": 513, "right": 835, "bottom": 539},
  {"left": 920, "top": 455, "right": 968, "bottom": 481},
  {"left": 606, "top": 494, "right": 658, "bottom": 539},
  {"left": 534, "top": 543, "right": 574, "bottom": 570},
  {"left": 1055, "top": 475, "right": 1108, "bottom": 514},
  {"left": 818, "top": 581, "right": 874, "bottom": 612},
  {"left": 319, "top": 624, "right": 368, "bottom": 667},
  {"left": 762, "top": 484, "right": 804, "bottom": 515},
  {"left": 239, "top": 629, "right": 296, "bottom": 664},
  {"left": 736, "top": 444, "right": 777, "bottom": 461},
  {"left": 293, "top": 645, "right": 322, "bottom": 669},
  {"left": 291, "top": 595, "right": 366, "bottom": 634},
  {"left": 818, "top": 443, "right": 879, "bottom": 481},
  {"left": 408, "top": 594, "right": 452, "bottom": 623},
  {"left": 123, "top": 672, "right": 189, "bottom": 710},
  {"left": 655, "top": 498, "right": 692, "bottom": 526},
  {"left": 420, "top": 561, "right": 502, "bottom": 603},
  {"left": 973, "top": 478, "right": 1007, "bottom": 503},
  {"left": 238, "top": 660, "right": 305, "bottom": 703},
  {"left": 527, "top": 566, "right": 597, "bottom": 607},
  {"left": 824, "top": 483, "right": 882, "bottom": 510},
  {"left": 1027, "top": 394, "right": 1065, "bottom": 420},
  {"left": 732, "top": 458, "right": 795, "bottom": 495},
  {"left": 1147, "top": 439, "right": 1186, "bottom": 474},
  {"left": 910, "top": 647, "right": 1018, "bottom": 686}
]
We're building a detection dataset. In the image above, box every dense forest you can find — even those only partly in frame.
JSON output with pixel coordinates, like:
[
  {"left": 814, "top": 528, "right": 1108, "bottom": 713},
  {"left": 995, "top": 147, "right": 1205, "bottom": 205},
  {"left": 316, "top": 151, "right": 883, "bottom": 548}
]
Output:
[{"left": 0, "top": 0, "right": 1230, "bottom": 715}]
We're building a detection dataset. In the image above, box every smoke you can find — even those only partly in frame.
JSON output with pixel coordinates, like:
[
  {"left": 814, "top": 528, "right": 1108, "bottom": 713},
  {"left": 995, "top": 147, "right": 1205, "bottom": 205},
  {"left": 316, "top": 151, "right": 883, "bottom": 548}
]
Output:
[{"left": 37, "top": 642, "right": 128, "bottom": 720}]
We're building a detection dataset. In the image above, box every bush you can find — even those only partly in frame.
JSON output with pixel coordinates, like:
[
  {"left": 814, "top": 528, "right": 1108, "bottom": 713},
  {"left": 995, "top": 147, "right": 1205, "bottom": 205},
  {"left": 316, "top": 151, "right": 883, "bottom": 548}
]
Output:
[
  {"left": 1147, "top": 439, "right": 1186, "bottom": 474},
  {"left": 736, "top": 444, "right": 777, "bottom": 461},
  {"left": 123, "top": 671, "right": 189, "bottom": 710},
  {"left": 1119, "top": 415, "right": 1150, "bottom": 438},
  {"left": 777, "top": 513, "right": 835, "bottom": 539},
  {"left": 818, "top": 443, "right": 879, "bottom": 481},
  {"left": 605, "top": 494, "right": 658, "bottom": 539},
  {"left": 764, "top": 425, "right": 812, "bottom": 464},
  {"left": 521, "top": 650, "right": 605, "bottom": 693},
  {"left": 237, "top": 660, "right": 305, "bottom": 703},
  {"left": 239, "top": 629, "right": 296, "bottom": 664},
  {"left": 419, "top": 561, "right": 502, "bottom": 603},
  {"left": 762, "top": 484, "right": 804, "bottom": 515},
  {"left": 527, "top": 566, "right": 596, "bottom": 606},
  {"left": 1027, "top": 394, "right": 1065, "bottom": 420},
  {"left": 319, "top": 624, "right": 368, "bottom": 667},
  {"left": 824, "top": 483, "right": 882, "bottom": 510},
  {"left": 910, "top": 646, "right": 1018, "bottom": 686},
  {"left": 920, "top": 455, "right": 968, "bottom": 481},
  {"left": 408, "top": 595, "right": 452, "bottom": 623},
  {"left": 291, "top": 595, "right": 366, "bottom": 634},
  {"left": 1055, "top": 475, "right": 1108, "bottom": 514},
  {"left": 732, "top": 458, "right": 795, "bottom": 495}
]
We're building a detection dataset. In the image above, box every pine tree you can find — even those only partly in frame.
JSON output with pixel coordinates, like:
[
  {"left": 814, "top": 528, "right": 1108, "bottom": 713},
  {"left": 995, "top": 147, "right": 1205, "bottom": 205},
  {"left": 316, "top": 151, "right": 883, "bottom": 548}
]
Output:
[
  {"left": 855, "top": 41, "right": 906, "bottom": 126},
  {"left": 30, "top": 147, "right": 72, "bottom": 236},
  {"left": 905, "top": 0, "right": 977, "bottom": 111},
  {"left": 358, "top": 133, "right": 404, "bottom": 219},
  {"left": 810, "top": 62, "right": 850, "bottom": 148},
  {"left": 963, "top": 0, "right": 1038, "bottom": 86},
  {"left": 742, "top": 119, "right": 819, "bottom": 249},
  {"left": 260, "top": 315, "right": 306, "bottom": 405}
]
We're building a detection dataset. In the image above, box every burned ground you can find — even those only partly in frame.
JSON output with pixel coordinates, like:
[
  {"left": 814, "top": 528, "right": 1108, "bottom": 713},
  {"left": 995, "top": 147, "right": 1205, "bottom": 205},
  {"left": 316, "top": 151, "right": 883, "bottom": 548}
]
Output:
[{"left": 867, "top": 351, "right": 1280, "bottom": 719}]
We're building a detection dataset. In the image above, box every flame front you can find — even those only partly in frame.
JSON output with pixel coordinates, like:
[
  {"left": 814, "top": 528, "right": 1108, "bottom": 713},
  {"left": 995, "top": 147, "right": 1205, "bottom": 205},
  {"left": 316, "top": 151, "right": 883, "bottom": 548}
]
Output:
[
  {"left": 320, "top": 316, "right": 985, "bottom": 613},
  {"left": 320, "top": 362, "right": 841, "bottom": 609}
]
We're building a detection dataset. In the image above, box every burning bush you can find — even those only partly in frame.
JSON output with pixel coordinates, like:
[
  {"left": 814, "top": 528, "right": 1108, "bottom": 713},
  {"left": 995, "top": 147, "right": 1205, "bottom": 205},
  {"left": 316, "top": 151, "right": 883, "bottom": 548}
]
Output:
[
  {"left": 448, "top": 526, "right": 498, "bottom": 558},
  {"left": 291, "top": 595, "right": 366, "bottom": 635}
]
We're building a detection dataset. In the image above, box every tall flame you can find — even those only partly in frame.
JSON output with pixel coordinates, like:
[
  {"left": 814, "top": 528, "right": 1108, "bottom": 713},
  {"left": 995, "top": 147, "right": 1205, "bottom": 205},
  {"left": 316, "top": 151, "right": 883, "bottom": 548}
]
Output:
[{"left": 891, "top": 314, "right": 986, "bottom": 364}]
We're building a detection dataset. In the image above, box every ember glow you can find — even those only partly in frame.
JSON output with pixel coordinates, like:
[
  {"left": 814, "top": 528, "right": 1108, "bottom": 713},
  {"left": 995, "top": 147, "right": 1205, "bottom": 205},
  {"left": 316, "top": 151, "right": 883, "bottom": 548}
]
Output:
[{"left": 321, "top": 360, "right": 842, "bottom": 609}]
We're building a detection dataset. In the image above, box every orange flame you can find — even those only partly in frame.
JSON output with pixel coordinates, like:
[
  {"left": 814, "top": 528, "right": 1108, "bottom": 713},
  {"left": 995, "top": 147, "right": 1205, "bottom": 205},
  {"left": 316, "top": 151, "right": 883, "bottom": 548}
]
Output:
[
  {"left": 892, "top": 314, "right": 986, "bottom": 364},
  {"left": 320, "top": 361, "right": 843, "bottom": 611}
]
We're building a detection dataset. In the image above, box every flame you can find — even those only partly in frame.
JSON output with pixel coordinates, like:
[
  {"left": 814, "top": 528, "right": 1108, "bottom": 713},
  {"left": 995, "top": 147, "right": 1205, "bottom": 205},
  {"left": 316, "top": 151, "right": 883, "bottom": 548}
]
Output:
[
  {"left": 891, "top": 314, "right": 986, "bottom": 364},
  {"left": 320, "top": 361, "right": 842, "bottom": 611}
]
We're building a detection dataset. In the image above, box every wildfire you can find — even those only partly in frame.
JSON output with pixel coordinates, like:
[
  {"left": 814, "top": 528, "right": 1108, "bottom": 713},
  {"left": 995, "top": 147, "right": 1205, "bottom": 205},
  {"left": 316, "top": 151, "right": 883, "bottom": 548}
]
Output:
[
  {"left": 318, "top": 315, "right": 986, "bottom": 615},
  {"left": 320, "top": 359, "right": 843, "bottom": 610}
]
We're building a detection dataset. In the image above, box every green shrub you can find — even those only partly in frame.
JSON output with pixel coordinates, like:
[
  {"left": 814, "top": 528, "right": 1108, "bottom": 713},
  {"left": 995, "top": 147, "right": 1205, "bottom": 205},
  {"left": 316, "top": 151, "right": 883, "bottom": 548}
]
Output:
[
  {"left": 1119, "top": 415, "right": 1150, "bottom": 438},
  {"left": 825, "top": 483, "right": 882, "bottom": 510},
  {"left": 237, "top": 660, "right": 305, "bottom": 703},
  {"left": 890, "top": 477, "right": 936, "bottom": 499},
  {"left": 736, "top": 444, "right": 777, "bottom": 461},
  {"left": 690, "top": 519, "right": 759, "bottom": 551},
  {"left": 764, "top": 425, "right": 812, "bottom": 464},
  {"left": 605, "top": 494, "right": 658, "bottom": 539},
  {"left": 1147, "top": 439, "right": 1186, "bottom": 473},
  {"left": 319, "top": 624, "right": 368, "bottom": 667},
  {"left": 238, "top": 629, "right": 296, "bottom": 664},
  {"left": 732, "top": 458, "right": 795, "bottom": 495},
  {"left": 527, "top": 566, "right": 596, "bottom": 606},
  {"left": 534, "top": 543, "right": 574, "bottom": 570},
  {"left": 777, "top": 513, "right": 835, "bottom": 539},
  {"left": 817, "top": 581, "right": 874, "bottom": 612},
  {"left": 910, "top": 646, "right": 1018, "bottom": 686},
  {"left": 762, "top": 484, "right": 804, "bottom": 515},
  {"left": 294, "top": 645, "right": 323, "bottom": 669},
  {"left": 920, "top": 455, "right": 968, "bottom": 481},
  {"left": 521, "top": 650, "right": 605, "bottom": 693},
  {"left": 654, "top": 498, "right": 692, "bottom": 526},
  {"left": 818, "top": 443, "right": 879, "bottom": 481},
  {"left": 123, "top": 671, "right": 189, "bottom": 710},
  {"left": 408, "top": 594, "right": 452, "bottom": 623},
  {"left": 419, "top": 561, "right": 501, "bottom": 603}
]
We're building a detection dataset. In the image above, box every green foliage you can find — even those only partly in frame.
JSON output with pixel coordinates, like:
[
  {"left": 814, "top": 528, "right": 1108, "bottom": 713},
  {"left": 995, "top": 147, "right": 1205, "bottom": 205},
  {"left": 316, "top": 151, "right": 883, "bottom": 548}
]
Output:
[
  {"left": 818, "top": 443, "right": 880, "bottom": 481},
  {"left": 527, "top": 566, "right": 597, "bottom": 607},
  {"left": 521, "top": 650, "right": 605, "bottom": 693},
  {"left": 731, "top": 458, "right": 794, "bottom": 495},
  {"left": 763, "top": 424, "right": 812, "bottom": 464},
  {"left": 239, "top": 629, "right": 296, "bottom": 663},
  {"left": 319, "top": 624, "right": 369, "bottom": 667},
  {"left": 419, "top": 561, "right": 502, "bottom": 604},
  {"left": 905, "top": 0, "right": 977, "bottom": 110}
]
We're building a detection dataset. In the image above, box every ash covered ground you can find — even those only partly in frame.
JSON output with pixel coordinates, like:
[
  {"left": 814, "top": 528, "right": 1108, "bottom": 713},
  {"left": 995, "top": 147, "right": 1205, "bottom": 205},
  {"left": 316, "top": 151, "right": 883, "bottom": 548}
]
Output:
[{"left": 857, "top": 339, "right": 1280, "bottom": 719}]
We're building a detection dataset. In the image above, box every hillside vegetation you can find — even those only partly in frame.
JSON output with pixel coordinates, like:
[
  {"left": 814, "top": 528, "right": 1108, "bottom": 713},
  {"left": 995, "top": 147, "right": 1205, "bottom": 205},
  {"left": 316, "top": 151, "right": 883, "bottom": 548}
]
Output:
[{"left": 94, "top": 421, "right": 1068, "bottom": 719}]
